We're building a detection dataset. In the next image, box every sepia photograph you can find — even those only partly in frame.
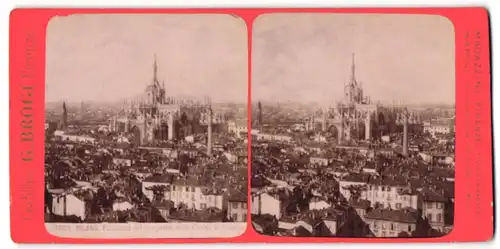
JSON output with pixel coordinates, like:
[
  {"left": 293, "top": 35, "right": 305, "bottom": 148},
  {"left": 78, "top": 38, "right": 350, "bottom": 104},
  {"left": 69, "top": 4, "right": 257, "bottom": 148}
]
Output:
[
  {"left": 44, "top": 14, "right": 248, "bottom": 238},
  {"left": 250, "top": 14, "right": 455, "bottom": 238}
]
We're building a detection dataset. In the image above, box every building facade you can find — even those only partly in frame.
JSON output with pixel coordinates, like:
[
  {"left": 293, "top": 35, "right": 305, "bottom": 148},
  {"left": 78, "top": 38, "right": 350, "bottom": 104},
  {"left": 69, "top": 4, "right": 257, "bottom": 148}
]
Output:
[
  {"left": 305, "top": 54, "right": 423, "bottom": 146},
  {"left": 108, "top": 56, "right": 223, "bottom": 156}
]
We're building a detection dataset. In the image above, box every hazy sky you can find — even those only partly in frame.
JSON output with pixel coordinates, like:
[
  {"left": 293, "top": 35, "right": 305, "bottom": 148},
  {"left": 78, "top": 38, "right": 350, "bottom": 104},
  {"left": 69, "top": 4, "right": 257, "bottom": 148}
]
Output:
[
  {"left": 252, "top": 14, "right": 455, "bottom": 105},
  {"left": 46, "top": 14, "right": 247, "bottom": 103}
]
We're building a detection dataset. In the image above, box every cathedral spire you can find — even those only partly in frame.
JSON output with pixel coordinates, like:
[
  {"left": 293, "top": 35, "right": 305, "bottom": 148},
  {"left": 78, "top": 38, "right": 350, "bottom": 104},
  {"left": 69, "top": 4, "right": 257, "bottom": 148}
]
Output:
[
  {"left": 153, "top": 53, "right": 158, "bottom": 83},
  {"left": 350, "top": 53, "right": 356, "bottom": 83}
]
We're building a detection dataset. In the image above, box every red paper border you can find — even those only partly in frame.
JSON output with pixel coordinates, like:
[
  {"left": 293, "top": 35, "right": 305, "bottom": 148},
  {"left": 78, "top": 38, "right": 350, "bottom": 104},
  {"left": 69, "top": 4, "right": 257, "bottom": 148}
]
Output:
[{"left": 9, "top": 7, "right": 493, "bottom": 243}]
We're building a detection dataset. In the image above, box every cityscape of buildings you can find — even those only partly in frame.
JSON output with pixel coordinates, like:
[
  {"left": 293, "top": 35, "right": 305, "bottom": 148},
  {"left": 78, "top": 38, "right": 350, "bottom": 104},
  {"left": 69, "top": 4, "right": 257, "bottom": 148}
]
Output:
[
  {"left": 250, "top": 55, "right": 455, "bottom": 238},
  {"left": 45, "top": 56, "right": 249, "bottom": 225}
]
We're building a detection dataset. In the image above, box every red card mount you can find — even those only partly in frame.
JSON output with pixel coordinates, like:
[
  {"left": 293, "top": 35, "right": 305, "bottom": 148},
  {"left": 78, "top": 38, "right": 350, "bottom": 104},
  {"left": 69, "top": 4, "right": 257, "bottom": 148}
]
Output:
[{"left": 9, "top": 7, "right": 493, "bottom": 243}]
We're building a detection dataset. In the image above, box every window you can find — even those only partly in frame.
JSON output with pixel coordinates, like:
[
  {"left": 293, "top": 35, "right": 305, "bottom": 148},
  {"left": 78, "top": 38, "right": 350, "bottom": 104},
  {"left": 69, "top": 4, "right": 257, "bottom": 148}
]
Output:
[
  {"left": 427, "top": 213, "right": 433, "bottom": 222},
  {"left": 232, "top": 202, "right": 238, "bottom": 209},
  {"left": 369, "top": 185, "right": 373, "bottom": 190},
  {"left": 191, "top": 187, "right": 195, "bottom": 192},
  {"left": 387, "top": 186, "right": 391, "bottom": 192},
  {"left": 437, "top": 213, "right": 442, "bottom": 222},
  {"left": 437, "top": 203, "right": 443, "bottom": 209},
  {"left": 232, "top": 214, "right": 238, "bottom": 221},
  {"left": 390, "top": 223, "right": 395, "bottom": 231},
  {"left": 382, "top": 186, "right": 385, "bottom": 191},
  {"left": 408, "top": 225, "right": 412, "bottom": 232},
  {"left": 241, "top": 202, "right": 247, "bottom": 209},
  {"left": 243, "top": 214, "right": 247, "bottom": 221},
  {"left": 200, "top": 203, "right": 207, "bottom": 209},
  {"left": 185, "top": 187, "right": 189, "bottom": 192},
  {"left": 172, "top": 185, "right": 176, "bottom": 191},
  {"left": 396, "top": 203, "right": 402, "bottom": 209},
  {"left": 426, "top": 202, "right": 433, "bottom": 209}
]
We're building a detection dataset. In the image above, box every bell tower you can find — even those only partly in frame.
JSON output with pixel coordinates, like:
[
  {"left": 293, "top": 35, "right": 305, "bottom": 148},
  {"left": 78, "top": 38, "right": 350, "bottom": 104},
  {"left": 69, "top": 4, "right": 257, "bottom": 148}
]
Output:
[
  {"left": 60, "top": 101, "right": 68, "bottom": 130},
  {"left": 257, "top": 101, "right": 262, "bottom": 126}
]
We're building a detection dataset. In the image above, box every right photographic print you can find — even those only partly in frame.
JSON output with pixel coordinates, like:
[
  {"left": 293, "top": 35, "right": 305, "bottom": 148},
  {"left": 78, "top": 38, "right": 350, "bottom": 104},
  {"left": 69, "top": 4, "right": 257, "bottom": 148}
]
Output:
[{"left": 250, "top": 14, "right": 455, "bottom": 238}]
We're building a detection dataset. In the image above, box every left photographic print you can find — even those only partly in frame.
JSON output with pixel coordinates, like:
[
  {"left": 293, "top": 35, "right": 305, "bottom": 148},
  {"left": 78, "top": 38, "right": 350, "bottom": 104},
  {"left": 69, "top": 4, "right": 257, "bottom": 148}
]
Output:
[{"left": 44, "top": 14, "right": 249, "bottom": 239}]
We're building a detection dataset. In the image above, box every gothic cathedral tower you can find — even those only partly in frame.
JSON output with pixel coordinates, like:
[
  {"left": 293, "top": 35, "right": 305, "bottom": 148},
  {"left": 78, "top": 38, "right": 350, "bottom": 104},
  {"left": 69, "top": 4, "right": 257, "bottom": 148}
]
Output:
[{"left": 344, "top": 53, "right": 364, "bottom": 104}]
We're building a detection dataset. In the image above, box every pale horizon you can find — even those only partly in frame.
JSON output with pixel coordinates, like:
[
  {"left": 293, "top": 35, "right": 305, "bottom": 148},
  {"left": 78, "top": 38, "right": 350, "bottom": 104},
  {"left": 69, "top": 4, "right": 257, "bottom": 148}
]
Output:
[
  {"left": 252, "top": 13, "right": 456, "bottom": 106},
  {"left": 46, "top": 14, "right": 248, "bottom": 103}
]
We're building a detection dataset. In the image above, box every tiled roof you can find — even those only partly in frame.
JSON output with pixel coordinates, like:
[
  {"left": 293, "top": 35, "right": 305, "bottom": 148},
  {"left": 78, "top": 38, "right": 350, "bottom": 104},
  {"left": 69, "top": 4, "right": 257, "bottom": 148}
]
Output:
[
  {"left": 365, "top": 208, "right": 419, "bottom": 223},
  {"left": 143, "top": 174, "right": 175, "bottom": 184},
  {"left": 228, "top": 189, "right": 247, "bottom": 202},
  {"left": 420, "top": 188, "right": 448, "bottom": 202},
  {"left": 350, "top": 199, "right": 371, "bottom": 209}
]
